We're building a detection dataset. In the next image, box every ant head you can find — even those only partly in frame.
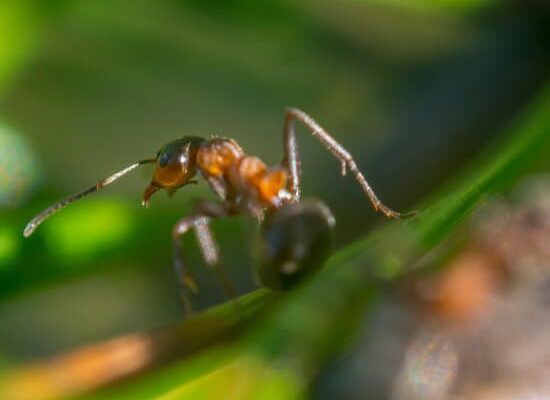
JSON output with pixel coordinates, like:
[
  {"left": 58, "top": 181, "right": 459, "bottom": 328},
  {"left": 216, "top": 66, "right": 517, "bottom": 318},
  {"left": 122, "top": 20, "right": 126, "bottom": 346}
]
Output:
[
  {"left": 23, "top": 137, "right": 206, "bottom": 237},
  {"left": 142, "top": 136, "right": 205, "bottom": 206}
]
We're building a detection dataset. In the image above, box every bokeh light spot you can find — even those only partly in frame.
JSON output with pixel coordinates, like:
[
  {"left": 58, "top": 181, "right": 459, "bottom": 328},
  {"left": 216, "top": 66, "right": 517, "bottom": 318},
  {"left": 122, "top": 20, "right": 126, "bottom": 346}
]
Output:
[
  {"left": 0, "top": 122, "right": 40, "bottom": 207},
  {"left": 392, "top": 333, "right": 458, "bottom": 400}
]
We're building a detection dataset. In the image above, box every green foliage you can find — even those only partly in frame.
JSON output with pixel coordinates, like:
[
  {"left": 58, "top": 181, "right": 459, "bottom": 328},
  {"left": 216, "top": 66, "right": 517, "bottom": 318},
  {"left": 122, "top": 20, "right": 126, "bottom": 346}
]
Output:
[
  {"left": 353, "top": 0, "right": 497, "bottom": 13},
  {"left": 0, "top": 0, "right": 71, "bottom": 96},
  {"left": 0, "top": 226, "right": 18, "bottom": 266},
  {"left": 43, "top": 199, "right": 135, "bottom": 265}
]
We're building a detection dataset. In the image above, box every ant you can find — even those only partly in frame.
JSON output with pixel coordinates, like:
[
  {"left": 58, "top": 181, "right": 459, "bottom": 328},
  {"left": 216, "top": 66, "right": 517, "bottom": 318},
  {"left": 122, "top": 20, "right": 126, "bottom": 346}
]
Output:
[{"left": 24, "top": 108, "right": 408, "bottom": 311}]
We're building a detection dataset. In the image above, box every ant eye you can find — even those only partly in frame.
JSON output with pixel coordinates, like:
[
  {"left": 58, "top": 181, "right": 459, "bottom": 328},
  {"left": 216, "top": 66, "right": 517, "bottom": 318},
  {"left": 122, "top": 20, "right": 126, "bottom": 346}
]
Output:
[
  {"left": 158, "top": 151, "right": 170, "bottom": 168},
  {"left": 156, "top": 140, "right": 182, "bottom": 168}
]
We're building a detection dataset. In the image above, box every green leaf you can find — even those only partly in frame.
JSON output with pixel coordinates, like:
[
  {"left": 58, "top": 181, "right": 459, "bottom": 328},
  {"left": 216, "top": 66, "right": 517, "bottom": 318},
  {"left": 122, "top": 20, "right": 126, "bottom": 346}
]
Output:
[
  {"left": 0, "top": 0, "right": 71, "bottom": 97},
  {"left": 350, "top": 0, "right": 497, "bottom": 13}
]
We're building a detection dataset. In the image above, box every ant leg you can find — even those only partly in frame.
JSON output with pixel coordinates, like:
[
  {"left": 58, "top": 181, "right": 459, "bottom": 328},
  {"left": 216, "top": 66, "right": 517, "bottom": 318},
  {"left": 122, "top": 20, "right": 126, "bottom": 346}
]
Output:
[
  {"left": 173, "top": 203, "right": 239, "bottom": 312},
  {"left": 283, "top": 107, "right": 404, "bottom": 218},
  {"left": 282, "top": 109, "right": 302, "bottom": 201},
  {"left": 193, "top": 200, "right": 239, "bottom": 299},
  {"left": 194, "top": 198, "right": 234, "bottom": 218},
  {"left": 172, "top": 215, "right": 209, "bottom": 313},
  {"left": 194, "top": 222, "right": 238, "bottom": 301}
]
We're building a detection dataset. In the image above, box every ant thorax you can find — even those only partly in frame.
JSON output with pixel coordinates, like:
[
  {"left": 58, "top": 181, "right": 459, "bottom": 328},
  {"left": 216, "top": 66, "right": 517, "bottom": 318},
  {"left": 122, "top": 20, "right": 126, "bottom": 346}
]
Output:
[{"left": 196, "top": 137, "right": 291, "bottom": 214}]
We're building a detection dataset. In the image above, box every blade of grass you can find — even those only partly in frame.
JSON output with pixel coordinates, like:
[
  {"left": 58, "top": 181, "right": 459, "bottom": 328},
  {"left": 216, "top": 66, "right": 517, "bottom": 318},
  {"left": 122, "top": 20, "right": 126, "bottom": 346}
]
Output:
[{"left": 0, "top": 290, "right": 272, "bottom": 400}]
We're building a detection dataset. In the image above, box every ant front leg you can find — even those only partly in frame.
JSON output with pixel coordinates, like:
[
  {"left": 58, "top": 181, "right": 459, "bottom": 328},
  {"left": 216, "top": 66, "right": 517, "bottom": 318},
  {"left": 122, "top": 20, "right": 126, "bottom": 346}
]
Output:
[{"left": 282, "top": 108, "right": 404, "bottom": 218}]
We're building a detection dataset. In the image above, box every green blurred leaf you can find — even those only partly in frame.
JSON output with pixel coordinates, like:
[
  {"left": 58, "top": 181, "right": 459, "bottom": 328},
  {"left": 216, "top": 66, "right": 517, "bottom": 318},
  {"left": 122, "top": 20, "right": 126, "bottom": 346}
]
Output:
[
  {"left": 351, "top": 0, "right": 497, "bottom": 13},
  {"left": 0, "top": 0, "right": 71, "bottom": 96},
  {"left": 0, "top": 226, "right": 19, "bottom": 266},
  {"left": 43, "top": 199, "right": 135, "bottom": 265}
]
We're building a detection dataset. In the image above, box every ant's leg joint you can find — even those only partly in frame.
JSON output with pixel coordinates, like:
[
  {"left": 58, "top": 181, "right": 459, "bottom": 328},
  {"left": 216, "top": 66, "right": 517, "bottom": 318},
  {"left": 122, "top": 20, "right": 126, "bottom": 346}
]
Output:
[
  {"left": 340, "top": 160, "right": 348, "bottom": 176},
  {"left": 285, "top": 107, "right": 302, "bottom": 116}
]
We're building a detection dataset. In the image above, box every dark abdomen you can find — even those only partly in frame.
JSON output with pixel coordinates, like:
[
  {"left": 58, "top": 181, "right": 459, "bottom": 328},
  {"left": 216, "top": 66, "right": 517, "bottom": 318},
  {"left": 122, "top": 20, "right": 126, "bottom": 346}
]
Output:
[{"left": 256, "top": 200, "right": 335, "bottom": 291}]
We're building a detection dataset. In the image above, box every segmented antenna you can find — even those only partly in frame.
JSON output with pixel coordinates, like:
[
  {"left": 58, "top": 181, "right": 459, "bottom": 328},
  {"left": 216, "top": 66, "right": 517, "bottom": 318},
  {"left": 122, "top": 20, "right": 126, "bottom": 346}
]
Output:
[{"left": 23, "top": 159, "right": 156, "bottom": 238}]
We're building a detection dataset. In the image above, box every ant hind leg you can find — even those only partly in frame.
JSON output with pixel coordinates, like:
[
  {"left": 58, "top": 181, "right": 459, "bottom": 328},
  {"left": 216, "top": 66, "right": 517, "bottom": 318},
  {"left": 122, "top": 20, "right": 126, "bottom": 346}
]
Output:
[{"left": 282, "top": 107, "right": 406, "bottom": 219}]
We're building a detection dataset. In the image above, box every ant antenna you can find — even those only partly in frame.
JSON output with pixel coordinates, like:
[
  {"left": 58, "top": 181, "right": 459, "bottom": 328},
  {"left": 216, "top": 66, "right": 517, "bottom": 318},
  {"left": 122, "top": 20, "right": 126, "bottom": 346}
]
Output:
[{"left": 23, "top": 159, "right": 156, "bottom": 238}]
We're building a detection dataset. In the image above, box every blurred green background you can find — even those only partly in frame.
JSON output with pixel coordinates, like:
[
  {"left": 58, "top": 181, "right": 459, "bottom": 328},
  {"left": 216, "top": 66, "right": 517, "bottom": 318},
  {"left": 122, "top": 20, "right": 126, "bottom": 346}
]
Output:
[{"left": 0, "top": 0, "right": 548, "bottom": 377}]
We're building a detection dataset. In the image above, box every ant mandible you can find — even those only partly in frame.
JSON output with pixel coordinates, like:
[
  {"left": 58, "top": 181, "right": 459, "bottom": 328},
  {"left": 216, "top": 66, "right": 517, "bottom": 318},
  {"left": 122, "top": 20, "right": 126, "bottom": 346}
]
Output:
[{"left": 24, "top": 108, "right": 407, "bottom": 311}]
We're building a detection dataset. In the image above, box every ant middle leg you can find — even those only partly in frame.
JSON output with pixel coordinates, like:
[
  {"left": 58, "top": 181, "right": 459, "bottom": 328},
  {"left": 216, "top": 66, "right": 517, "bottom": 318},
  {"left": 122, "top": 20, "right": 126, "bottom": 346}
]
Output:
[{"left": 282, "top": 107, "right": 403, "bottom": 218}]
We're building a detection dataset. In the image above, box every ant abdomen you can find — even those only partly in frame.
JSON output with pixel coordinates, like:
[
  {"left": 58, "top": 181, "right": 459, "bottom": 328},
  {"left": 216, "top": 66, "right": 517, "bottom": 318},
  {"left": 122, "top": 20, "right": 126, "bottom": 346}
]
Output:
[{"left": 256, "top": 200, "right": 335, "bottom": 291}]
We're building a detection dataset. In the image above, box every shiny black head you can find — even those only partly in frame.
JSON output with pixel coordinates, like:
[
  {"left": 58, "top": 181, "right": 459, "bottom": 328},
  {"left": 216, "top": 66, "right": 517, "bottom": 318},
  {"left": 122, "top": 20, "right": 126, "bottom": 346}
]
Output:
[
  {"left": 142, "top": 136, "right": 205, "bottom": 206},
  {"left": 257, "top": 200, "right": 335, "bottom": 291}
]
